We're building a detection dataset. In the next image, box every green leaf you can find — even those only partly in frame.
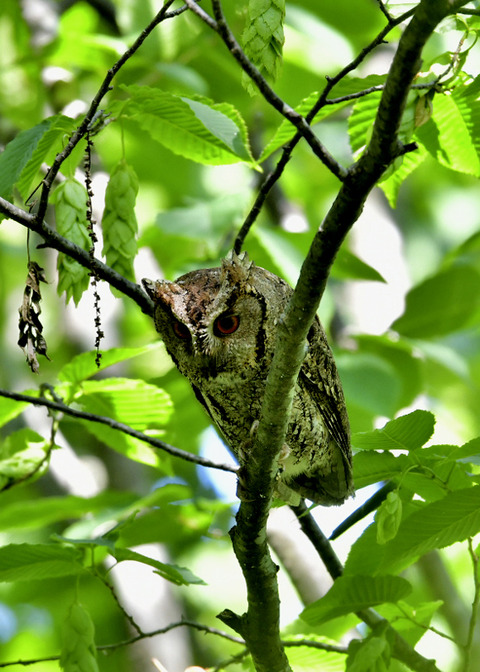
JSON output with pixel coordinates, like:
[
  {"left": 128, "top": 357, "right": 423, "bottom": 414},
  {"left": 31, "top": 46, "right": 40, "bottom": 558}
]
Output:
[
  {"left": 379, "top": 143, "right": 427, "bottom": 208},
  {"left": 112, "top": 547, "right": 205, "bottom": 586},
  {"left": 259, "top": 76, "right": 386, "bottom": 162},
  {"left": 0, "top": 544, "right": 84, "bottom": 582},
  {"left": 380, "top": 599, "right": 444, "bottom": 647},
  {"left": 0, "top": 492, "right": 139, "bottom": 532},
  {"left": 282, "top": 636, "right": 346, "bottom": 672},
  {"left": 0, "top": 428, "right": 50, "bottom": 487},
  {"left": 348, "top": 91, "right": 382, "bottom": 155},
  {"left": 0, "top": 118, "right": 51, "bottom": 200},
  {"left": 75, "top": 378, "right": 173, "bottom": 467},
  {"left": 116, "top": 85, "right": 255, "bottom": 166},
  {"left": 376, "top": 491, "right": 403, "bottom": 544},
  {"left": 353, "top": 452, "right": 409, "bottom": 490},
  {"left": 79, "top": 378, "right": 172, "bottom": 429},
  {"left": 352, "top": 410, "right": 435, "bottom": 452},
  {"left": 353, "top": 334, "right": 423, "bottom": 411},
  {"left": 16, "top": 115, "right": 77, "bottom": 199},
  {"left": 242, "top": 0, "right": 285, "bottom": 93},
  {"left": 301, "top": 575, "right": 411, "bottom": 625},
  {"left": 336, "top": 353, "right": 402, "bottom": 418},
  {"left": 0, "top": 396, "right": 28, "bottom": 428},
  {"left": 347, "top": 635, "right": 390, "bottom": 672},
  {"left": 379, "top": 485, "right": 480, "bottom": 574},
  {"left": 415, "top": 89, "right": 480, "bottom": 177},
  {"left": 391, "top": 265, "right": 480, "bottom": 338},
  {"left": 331, "top": 248, "right": 386, "bottom": 283},
  {"left": 58, "top": 343, "right": 165, "bottom": 387}
]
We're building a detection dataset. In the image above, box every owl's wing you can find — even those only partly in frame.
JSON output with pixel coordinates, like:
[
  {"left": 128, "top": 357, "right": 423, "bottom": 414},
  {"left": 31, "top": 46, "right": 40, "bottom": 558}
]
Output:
[{"left": 299, "top": 318, "right": 352, "bottom": 468}]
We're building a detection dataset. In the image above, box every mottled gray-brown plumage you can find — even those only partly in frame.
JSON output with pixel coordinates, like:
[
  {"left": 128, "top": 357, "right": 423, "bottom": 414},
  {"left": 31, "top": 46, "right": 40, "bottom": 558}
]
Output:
[{"left": 143, "top": 252, "right": 353, "bottom": 506}]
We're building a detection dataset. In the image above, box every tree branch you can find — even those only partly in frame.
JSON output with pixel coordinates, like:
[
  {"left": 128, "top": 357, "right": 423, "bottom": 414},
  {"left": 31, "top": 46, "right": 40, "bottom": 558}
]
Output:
[
  {"left": 233, "top": 5, "right": 417, "bottom": 253},
  {"left": 185, "top": 0, "right": 347, "bottom": 181},
  {"left": 0, "top": 197, "right": 153, "bottom": 315},
  {"left": 0, "top": 389, "right": 237, "bottom": 474}
]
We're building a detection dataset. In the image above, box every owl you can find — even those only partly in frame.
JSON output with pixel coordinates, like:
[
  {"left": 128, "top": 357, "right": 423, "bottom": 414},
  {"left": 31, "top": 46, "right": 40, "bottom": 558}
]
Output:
[{"left": 142, "top": 252, "right": 353, "bottom": 506}]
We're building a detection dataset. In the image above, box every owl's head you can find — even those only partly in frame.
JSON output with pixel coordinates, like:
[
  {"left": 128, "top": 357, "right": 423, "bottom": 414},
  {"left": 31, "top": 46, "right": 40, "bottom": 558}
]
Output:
[{"left": 142, "top": 252, "right": 289, "bottom": 381}]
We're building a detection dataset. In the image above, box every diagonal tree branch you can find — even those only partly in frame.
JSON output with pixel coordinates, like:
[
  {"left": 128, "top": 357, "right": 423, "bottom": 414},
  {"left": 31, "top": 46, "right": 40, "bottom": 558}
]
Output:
[
  {"left": 233, "top": 4, "right": 417, "bottom": 253},
  {"left": 185, "top": 0, "right": 347, "bottom": 181},
  {"left": 0, "top": 197, "right": 153, "bottom": 315},
  {"left": 0, "top": 389, "right": 237, "bottom": 474}
]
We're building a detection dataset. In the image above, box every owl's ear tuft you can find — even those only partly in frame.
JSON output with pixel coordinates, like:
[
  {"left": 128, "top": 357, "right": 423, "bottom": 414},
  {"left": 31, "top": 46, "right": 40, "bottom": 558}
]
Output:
[{"left": 222, "top": 250, "right": 254, "bottom": 285}]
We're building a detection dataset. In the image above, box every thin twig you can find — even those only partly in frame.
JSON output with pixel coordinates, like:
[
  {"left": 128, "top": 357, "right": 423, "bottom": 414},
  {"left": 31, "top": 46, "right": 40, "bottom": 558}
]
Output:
[
  {"left": 233, "top": 5, "right": 417, "bottom": 253},
  {"left": 0, "top": 389, "right": 237, "bottom": 474},
  {"left": 290, "top": 500, "right": 343, "bottom": 580},
  {"left": 185, "top": 0, "right": 347, "bottom": 181},
  {"left": 97, "top": 618, "right": 246, "bottom": 651},
  {"left": 376, "top": 0, "right": 393, "bottom": 22},
  {"left": 0, "top": 197, "right": 153, "bottom": 315},
  {"left": 96, "top": 572, "right": 145, "bottom": 637}
]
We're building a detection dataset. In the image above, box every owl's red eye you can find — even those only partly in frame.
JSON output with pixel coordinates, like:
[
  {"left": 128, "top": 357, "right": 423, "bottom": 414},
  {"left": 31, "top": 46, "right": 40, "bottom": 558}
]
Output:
[
  {"left": 214, "top": 314, "right": 240, "bottom": 336},
  {"left": 172, "top": 320, "right": 190, "bottom": 339}
]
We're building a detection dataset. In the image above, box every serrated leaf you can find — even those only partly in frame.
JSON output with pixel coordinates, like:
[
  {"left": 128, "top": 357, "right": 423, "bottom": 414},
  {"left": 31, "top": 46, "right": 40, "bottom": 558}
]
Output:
[
  {"left": 415, "top": 90, "right": 480, "bottom": 176},
  {"left": 112, "top": 547, "right": 205, "bottom": 586},
  {"left": 392, "top": 265, "right": 480, "bottom": 338},
  {"left": 352, "top": 410, "right": 435, "bottom": 452},
  {"left": 74, "top": 378, "right": 173, "bottom": 467},
  {"left": 0, "top": 118, "right": 52, "bottom": 200},
  {"left": 353, "top": 452, "right": 409, "bottom": 490},
  {"left": 283, "top": 636, "right": 346, "bottom": 671},
  {"left": 259, "top": 76, "right": 386, "bottom": 162},
  {"left": 379, "top": 485, "right": 480, "bottom": 573},
  {"left": 58, "top": 343, "right": 165, "bottom": 387},
  {"left": 79, "top": 378, "right": 172, "bottom": 429},
  {"left": 0, "top": 544, "right": 84, "bottom": 582},
  {"left": 347, "top": 636, "right": 389, "bottom": 672},
  {"left": 116, "top": 85, "right": 255, "bottom": 166},
  {"left": 348, "top": 91, "right": 382, "bottom": 155},
  {"left": 301, "top": 575, "right": 411, "bottom": 625},
  {"left": 16, "top": 115, "right": 77, "bottom": 199},
  {"left": 379, "top": 143, "right": 427, "bottom": 208},
  {"left": 181, "top": 98, "right": 252, "bottom": 162}
]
